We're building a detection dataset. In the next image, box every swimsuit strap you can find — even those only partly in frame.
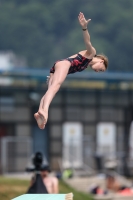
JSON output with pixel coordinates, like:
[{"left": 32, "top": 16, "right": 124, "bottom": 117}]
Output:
[
  {"left": 77, "top": 53, "right": 89, "bottom": 60},
  {"left": 78, "top": 53, "right": 96, "bottom": 60}
]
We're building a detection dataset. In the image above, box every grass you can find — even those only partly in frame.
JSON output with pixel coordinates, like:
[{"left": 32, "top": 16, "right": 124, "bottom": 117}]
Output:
[
  {"left": 59, "top": 180, "right": 93, "bottom": 200},
  {"left": 0, "top": 176, "right": 93, "bottom": 200}
]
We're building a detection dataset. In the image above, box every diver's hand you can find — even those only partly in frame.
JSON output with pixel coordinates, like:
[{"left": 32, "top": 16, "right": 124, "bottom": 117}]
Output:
[
  {"left": 78, "top": 12, "right": 91, "bottom": 29},
  {"left": 46, "top": 76, "right": 50, "bottom": 85}
]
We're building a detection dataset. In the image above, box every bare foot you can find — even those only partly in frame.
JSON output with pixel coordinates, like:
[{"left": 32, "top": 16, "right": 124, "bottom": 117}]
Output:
[{"left": 34, "top": 112, "right": 47, "bottom": 129}]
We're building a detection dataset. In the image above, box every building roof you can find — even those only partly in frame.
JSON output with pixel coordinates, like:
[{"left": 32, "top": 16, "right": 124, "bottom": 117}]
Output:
[
  {"left": 0, "top": 68, "right": 132, "bottom": 81},
  {"left": 0, "top": 68, "right": 132, "bottom": 90}
]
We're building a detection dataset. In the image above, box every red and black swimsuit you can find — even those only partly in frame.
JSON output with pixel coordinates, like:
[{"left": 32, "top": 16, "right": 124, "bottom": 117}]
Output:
[{"left": 50, "top": 53, "right": 92, "bottom": 74}]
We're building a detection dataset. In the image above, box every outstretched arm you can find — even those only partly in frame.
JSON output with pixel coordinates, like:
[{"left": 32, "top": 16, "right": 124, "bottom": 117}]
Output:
[{"left": 78, "top": 12, "right": 96, "bottom": 57}]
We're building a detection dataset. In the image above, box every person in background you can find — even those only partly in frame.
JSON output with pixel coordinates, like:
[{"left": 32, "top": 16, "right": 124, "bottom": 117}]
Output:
[
  {"left": 30, "top": 165, "right": 59, "bottom": 194},
  {"left": 41, "top": 165, "right": 59, "bottom": 194},
  {"left": 106, "top": 174, "right": 132, "bottom": 194}
]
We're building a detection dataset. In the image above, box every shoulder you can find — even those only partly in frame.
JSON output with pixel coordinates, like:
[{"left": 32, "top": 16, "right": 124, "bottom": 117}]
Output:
[
  {"left": 51, "top": 176, "right": 58, "bottom": 184},
  {"left": 79, "top": 50, "right": 96, "bottom": 59},
  {"left": 86, "top": 48, "right": 96, "bottom": 59}
]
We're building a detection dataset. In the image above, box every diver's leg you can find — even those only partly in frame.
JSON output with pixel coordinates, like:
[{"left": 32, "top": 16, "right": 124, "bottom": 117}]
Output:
[{"left": 34, "top": 61, "right": 70, "bottom": 129}]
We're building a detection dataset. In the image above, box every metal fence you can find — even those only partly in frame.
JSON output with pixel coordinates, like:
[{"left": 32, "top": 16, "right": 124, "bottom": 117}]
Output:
[
  {"left": 0, "top": 136, "right": 32, "bottom": 174},
  {"left": 62, "top": 135, "right": 133, "bottom": 177},
  {"left": 0, "top": 135, "right": 133, "bottom": 176}
]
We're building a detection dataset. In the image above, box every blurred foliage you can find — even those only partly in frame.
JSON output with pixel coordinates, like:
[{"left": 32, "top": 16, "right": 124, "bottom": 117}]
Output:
[
  {"left": 0, "top": 0, "right": 132, "bottom": 71},
  {"left": 0, "top": 176, "right": 93, "bottom": 200}
]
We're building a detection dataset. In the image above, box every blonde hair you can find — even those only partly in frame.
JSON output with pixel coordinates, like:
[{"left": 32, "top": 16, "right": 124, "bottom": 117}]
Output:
[{"left": 96, "top": 54, "right": 108, "bottom": 69}]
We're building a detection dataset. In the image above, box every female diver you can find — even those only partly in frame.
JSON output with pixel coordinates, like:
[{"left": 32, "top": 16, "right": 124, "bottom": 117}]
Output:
[{"left": 34, "top": 12, "right": 108, "bottom": 129}]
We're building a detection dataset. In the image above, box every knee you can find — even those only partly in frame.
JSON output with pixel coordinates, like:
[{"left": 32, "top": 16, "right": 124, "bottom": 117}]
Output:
[{"left": 52, "top": 82, "right": 62, "bottom": 90}]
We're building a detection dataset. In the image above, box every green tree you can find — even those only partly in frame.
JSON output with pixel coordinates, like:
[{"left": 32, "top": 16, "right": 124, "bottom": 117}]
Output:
[{"left": 0, "top": 0, "right": 132, "bottom": 71}]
